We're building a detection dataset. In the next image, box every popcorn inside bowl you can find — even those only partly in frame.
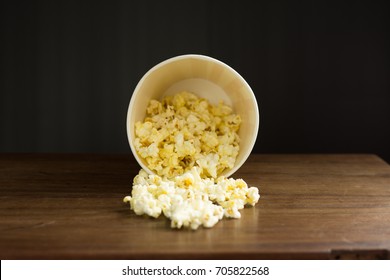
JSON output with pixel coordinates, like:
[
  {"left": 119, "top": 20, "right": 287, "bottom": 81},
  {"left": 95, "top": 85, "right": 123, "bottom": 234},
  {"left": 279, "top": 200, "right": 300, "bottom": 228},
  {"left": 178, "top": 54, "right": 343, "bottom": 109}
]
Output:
[
  {"left": 134, "top": 91, "right": 241, "bottom": 179},
  {"left": 124, "top": 91, "right": 260, "bottom": 230}
]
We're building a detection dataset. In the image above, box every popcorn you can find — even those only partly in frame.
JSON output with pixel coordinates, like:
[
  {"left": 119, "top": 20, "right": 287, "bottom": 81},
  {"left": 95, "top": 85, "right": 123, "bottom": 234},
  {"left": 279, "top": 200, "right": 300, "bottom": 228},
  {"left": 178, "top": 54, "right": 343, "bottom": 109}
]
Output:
[
  {"left": 124, "top": 91, "right": 261, "bottom": 230},
  {"left": 134, "top": 91, "right": 241, "bottom": 179},
  {"left": 124, "top": 167, "right": 260, "bottom": 230}
]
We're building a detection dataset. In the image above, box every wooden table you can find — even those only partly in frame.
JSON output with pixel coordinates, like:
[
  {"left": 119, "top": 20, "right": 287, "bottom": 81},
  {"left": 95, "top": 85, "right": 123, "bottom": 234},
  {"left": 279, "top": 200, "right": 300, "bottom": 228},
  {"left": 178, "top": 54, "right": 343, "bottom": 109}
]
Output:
[{"left": 1, "top": 154, "right": 390, "bottom": 260}]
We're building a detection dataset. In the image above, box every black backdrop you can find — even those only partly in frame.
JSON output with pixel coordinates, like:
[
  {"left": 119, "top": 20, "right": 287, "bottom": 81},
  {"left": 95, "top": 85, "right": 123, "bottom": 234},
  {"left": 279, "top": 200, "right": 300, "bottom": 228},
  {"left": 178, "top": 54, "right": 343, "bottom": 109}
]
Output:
[{"left": 1, "top": 1, "right": 389, "bottom": 163}]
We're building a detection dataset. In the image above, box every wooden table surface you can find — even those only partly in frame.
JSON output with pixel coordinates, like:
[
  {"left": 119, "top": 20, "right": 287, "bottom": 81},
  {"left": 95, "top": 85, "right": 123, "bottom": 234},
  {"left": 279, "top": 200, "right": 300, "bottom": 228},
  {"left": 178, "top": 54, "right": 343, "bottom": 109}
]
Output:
[{"left": 1, "top": 153, "right": 390, "bottom": 260}]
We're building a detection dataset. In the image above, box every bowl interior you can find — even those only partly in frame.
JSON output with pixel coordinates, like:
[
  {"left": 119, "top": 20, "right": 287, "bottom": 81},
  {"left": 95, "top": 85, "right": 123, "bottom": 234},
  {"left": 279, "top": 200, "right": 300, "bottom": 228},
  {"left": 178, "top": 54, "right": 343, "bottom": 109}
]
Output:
[{"left": 127, "top": 54, "right": 259, "bottom": 177}]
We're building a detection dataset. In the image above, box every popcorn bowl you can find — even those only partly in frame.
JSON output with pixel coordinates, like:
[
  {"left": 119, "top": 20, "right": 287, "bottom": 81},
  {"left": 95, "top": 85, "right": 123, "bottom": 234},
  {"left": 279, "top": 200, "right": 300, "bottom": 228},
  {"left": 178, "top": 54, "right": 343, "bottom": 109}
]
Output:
[{"left": 127, "top": 54, "right": 259, "bottom": 178}]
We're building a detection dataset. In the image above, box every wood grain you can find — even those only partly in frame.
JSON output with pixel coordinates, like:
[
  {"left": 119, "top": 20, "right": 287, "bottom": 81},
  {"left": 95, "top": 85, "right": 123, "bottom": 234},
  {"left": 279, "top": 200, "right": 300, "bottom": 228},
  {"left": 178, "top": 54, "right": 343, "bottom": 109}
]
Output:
[{"left": 1, "top": 153, "right": 390, "bottom": 260}]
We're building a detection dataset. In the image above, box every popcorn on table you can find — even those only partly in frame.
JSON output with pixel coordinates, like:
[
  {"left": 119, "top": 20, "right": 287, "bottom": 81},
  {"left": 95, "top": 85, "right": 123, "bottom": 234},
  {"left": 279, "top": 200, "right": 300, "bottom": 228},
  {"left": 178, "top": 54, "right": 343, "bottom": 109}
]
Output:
[
  {"left": 125, "top": 91, "right": 260, "bottom": 230},
  {"left": 123, "top": 167, "right": 260, "bottom": 230}
]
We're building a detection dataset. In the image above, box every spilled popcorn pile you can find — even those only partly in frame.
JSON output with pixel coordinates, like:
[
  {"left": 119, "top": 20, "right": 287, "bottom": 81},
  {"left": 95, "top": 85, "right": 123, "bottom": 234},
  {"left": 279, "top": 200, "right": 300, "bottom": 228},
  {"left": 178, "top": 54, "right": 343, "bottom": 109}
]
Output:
[
  {"left": 124, "top": 167, "right": 259, "bottom": 230},
  {"left": 124, "top": 91, "right": 260, "bottom": 230}
]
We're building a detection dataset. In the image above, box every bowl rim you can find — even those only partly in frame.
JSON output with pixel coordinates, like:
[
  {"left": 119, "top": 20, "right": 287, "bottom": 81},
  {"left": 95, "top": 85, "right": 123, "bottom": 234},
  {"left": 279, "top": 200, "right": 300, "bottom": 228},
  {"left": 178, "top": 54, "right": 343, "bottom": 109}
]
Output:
[{"left": 126, "top": 54, "right": 259, "bottom": 178}]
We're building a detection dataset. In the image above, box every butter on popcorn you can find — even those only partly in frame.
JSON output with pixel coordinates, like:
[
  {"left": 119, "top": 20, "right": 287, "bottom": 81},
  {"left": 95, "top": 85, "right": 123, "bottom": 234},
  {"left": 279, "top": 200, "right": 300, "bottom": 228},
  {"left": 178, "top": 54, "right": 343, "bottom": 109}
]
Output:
[
  {"left": 124, "top": 167, "right": 260, "bottom": 230},
  {"left": 134, "top": 91, "right": 241, "bottom": 179}
]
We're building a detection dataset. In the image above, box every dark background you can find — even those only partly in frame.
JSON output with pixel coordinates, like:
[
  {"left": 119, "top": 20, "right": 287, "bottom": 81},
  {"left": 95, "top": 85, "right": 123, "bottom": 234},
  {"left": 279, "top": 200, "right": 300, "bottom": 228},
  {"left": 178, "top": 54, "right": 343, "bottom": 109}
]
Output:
[{"left": 1, "top": 1, "right": 389, "bottom": 163}]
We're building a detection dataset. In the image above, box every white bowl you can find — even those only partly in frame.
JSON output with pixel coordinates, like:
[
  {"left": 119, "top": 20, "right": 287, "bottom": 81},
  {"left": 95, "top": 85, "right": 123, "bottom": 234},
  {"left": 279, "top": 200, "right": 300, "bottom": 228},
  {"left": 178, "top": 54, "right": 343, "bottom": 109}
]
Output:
[{"left": 126, "top": 54, "right": 259, "bottom": 178}]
